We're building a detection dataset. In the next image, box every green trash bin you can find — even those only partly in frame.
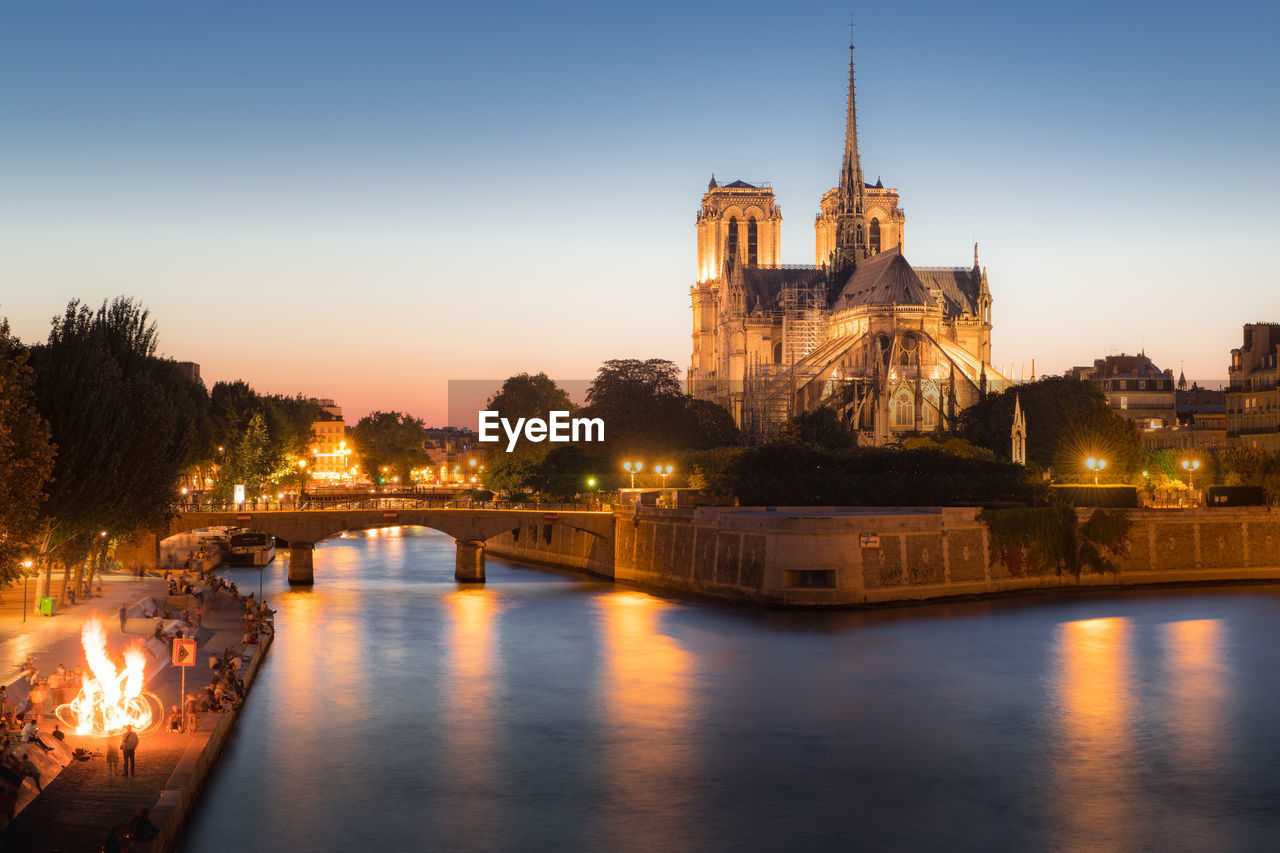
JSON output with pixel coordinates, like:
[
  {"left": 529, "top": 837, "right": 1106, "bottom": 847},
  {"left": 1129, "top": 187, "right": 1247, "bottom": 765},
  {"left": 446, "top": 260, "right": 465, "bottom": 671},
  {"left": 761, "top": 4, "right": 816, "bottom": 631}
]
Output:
[{"left": 38, "top": 596, "right": 56, "bottom": 616}]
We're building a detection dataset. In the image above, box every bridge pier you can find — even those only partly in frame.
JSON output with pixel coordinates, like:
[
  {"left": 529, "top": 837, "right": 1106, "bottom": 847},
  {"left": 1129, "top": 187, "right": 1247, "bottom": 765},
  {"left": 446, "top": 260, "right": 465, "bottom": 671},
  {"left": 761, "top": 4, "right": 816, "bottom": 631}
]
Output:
[
  {"left": 289, "top": 542, "right": 315, "bottom": 585},
  {"left": 455, "top": 539, "right": 485, "bottom": 583}
]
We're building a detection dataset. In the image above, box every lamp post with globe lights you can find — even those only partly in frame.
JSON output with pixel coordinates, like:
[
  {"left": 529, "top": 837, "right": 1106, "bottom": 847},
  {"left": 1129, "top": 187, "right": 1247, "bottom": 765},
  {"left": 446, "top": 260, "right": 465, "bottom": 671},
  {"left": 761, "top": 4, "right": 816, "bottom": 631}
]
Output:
[
  {"left": 1085, "top": 457, "right": 1107, "bottom": 486},
  {"left": 1181, "top": 458, "right": 1200, "bottom": 490},
  {"left": 623, "top": 461, "right": 643, "bottom": 490}
]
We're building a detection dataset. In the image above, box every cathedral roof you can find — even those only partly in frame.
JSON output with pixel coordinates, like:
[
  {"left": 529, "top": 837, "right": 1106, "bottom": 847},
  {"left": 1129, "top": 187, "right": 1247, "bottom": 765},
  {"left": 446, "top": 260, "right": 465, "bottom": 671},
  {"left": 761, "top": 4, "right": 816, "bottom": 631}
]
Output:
[
  {"left": 834, "top": 246, "right": 932, "bottom": 307},
  {"left": 723, "top": 180, "right": 759, "bottom": 188},
  {"left": 737, "top": 266, "right": 827, "bottom": 312},
  {"left": 915, "top": 267, "right": 981, "bottom": 315}
]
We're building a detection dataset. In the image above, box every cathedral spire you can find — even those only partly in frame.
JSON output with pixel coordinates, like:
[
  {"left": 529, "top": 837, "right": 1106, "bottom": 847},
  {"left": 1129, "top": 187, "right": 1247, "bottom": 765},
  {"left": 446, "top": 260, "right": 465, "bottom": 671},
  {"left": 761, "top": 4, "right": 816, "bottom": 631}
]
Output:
[{"left": 833, "top": 23, "right": 868, "bottom": 272}]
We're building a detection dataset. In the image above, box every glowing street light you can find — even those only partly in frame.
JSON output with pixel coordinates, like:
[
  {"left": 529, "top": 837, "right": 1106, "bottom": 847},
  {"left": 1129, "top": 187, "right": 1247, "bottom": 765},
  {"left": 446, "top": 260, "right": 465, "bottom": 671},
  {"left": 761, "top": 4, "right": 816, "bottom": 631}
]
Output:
[
  {"left": 623, "top": 461, "right": 643, "bottom": 489},
  {"left": 1084, "top": 456, "right": 1106, "bottom": 486},
  {"left": 655, "top": 464, "right": 674, "bottom": 489},
  {"left": 22, "top": 559, "right": 33, "bottom": 623},
  {"left": 1182, "top": 458, "right": 1200, "bottom": 490}
]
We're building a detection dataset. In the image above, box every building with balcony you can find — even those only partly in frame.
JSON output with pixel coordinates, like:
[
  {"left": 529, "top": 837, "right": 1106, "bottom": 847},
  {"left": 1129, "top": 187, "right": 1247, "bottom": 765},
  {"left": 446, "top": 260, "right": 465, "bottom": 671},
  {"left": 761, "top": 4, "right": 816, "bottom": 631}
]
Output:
[{"left": 1227, "top": 323, "right": 1280, "bottom": 453}]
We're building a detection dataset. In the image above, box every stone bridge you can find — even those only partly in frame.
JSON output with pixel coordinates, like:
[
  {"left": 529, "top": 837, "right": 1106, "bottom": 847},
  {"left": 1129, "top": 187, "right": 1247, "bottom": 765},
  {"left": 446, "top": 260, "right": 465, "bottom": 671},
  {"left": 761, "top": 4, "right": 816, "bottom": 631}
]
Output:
[{"left": 170, "top": 508, "right": 616, "bottom": 584}]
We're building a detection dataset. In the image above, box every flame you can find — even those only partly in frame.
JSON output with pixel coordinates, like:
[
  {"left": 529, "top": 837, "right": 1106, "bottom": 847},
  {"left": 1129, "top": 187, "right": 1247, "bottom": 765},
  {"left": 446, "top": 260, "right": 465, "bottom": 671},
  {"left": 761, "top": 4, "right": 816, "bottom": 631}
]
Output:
[{"left": 56, "top": 617, "right": 161, "bottom": 736}]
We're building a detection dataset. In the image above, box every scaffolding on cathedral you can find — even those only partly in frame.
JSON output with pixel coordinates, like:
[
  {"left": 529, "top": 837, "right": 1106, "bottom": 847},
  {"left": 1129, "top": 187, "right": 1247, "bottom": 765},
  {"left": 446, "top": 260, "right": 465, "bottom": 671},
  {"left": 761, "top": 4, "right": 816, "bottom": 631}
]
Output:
[
  {"left": 780, "top": 279, "right": 825, "bottom": 366},
  {"left": 740, "top": 278, "right": 835, "bottom": 442}
]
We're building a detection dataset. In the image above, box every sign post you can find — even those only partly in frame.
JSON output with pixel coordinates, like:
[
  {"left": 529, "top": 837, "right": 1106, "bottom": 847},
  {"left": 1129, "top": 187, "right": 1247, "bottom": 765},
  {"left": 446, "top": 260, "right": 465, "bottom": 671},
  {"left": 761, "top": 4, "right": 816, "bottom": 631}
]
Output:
[{"left": 173, "top": 638, "right": 197, "bottom": 734}]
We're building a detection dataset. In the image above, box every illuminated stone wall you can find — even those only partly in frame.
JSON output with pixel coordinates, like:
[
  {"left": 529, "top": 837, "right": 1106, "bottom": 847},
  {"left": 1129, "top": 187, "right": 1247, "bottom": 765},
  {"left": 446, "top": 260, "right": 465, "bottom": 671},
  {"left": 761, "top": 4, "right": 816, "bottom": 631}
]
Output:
[{"left": 610, "top": 506, "right": 1280, "bottom": 606}]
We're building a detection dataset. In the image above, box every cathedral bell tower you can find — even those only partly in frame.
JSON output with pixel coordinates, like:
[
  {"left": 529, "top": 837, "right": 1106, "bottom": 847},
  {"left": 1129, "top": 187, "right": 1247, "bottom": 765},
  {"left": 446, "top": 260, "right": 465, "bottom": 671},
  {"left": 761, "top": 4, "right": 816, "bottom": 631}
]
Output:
[{"left": 695, "top": 177, "right": 782, "bottom": 282}]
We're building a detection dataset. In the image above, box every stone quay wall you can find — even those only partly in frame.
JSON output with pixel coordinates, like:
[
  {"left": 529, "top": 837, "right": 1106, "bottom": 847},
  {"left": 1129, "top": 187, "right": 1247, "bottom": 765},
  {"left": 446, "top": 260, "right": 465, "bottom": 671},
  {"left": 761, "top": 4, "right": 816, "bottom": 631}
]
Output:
[
  {"left": 147, "top": 629, "right": 273, "bottom": 853},
  {"left": 504, "top": 506, "right": 1280, "bottom": 606},
  {"left": 484, "top": 521, "right": 614, "bottom": 578}
]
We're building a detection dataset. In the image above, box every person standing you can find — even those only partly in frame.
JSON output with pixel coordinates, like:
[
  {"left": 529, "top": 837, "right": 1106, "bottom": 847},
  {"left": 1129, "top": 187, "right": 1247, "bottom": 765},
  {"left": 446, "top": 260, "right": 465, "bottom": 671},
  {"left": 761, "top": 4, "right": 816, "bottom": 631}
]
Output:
[
  {"left": 120, "top": 725, "right": 138, "bottom": 777},
  {"left": 119, "top": 604, "right": 128, "bottom": 633},
  {"left": 26, "top": 680, "right": 46, "bottom": 725},
  {"left": 105, "top": 743, "right": 119, "bottom": 775}
]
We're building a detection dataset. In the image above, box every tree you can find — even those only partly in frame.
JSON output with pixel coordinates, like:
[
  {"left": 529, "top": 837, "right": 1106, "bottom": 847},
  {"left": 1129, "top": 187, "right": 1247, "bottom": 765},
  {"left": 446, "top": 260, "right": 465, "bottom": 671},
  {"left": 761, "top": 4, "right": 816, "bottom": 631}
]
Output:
[
  {"left": 581, "top": 358, "right": 699, "bottom": 458},
  {"left": 212, "top": 412, "right": 272, "bottom": 502},
  {"left": 29, "top": 298, "right": 209, "bottom": 601},
  {"left": 682, "top": 398, "right": 740, "bottom": 449},
  {"left": 531, "top": 445, "right": 597, "bottom": 500},
  {"left": 484, "top": 456, "right": 539, "bottom": 499},
  {"left": 485, "top": 373, "right": 575, "bottom": 462},
  {"left": 779, "top": 407, "right": 852, "bottom": 451},
  {"left": 208, "top": 382, "right": 319, "bottom": 489},
  {"left": 0, "top": 319, "right": 55, "bottom": 585},
  {"left": 958, "top": 377, "right": 1142, "bottom": 481},
  {"left": 352, "top": 411, "right": 433, "bottom": 485}
]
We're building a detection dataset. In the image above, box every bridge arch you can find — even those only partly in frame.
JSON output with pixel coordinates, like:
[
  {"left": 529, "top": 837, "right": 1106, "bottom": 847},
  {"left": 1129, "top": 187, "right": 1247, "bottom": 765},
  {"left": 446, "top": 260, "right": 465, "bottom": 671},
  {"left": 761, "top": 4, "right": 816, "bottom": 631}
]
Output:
[{"left": 169, "top": 509, "right": 615, "bottom": 585}]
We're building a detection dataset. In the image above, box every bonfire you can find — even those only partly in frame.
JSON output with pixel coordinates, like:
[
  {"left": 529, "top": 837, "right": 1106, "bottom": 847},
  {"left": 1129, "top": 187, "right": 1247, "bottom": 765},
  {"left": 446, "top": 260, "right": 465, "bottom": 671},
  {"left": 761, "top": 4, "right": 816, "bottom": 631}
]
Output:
[{"left": 56, "top": 617, "right": 160, "bottom": 736}]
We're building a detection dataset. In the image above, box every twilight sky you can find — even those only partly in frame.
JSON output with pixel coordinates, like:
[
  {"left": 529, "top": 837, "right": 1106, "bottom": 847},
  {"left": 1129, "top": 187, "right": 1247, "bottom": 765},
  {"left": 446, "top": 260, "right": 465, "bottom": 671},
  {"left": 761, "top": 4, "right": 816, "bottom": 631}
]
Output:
[{"left": 3, "top": 1, "right": 1277, "bottom": 425}]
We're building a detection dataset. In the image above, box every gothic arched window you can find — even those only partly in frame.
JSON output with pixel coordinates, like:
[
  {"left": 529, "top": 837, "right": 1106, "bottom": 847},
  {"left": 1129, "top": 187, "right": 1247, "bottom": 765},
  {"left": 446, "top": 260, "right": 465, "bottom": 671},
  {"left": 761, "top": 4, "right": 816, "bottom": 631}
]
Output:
[
  {"left": 748, "top": 217, "right": 758, "bottom": 266},
  {"left": 773, "top": 342, "right": 782, "bottom": 364},
  {"left": 895, "top": 394, "right": 913, "bottom": 427},
  {"left": 923, "top": 394, "right": 937, "bottom": 426},
  {"left": 726, "top": 217, "right": 739, "bottom": 265},
  {"left": 870, "top": 218, "right": 881, "bottom": 253}
]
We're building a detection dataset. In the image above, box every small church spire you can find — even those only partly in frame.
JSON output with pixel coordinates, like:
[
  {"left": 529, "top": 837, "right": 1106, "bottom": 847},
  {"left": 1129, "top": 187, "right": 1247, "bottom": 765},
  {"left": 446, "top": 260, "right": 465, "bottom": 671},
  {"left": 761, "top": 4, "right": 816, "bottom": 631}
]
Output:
[
  {"left": 1011, "top": 394, "right": 1027, "bottom": 465},
  {"left": 708, "top": 174, "right": 718, "bottom": 190}
]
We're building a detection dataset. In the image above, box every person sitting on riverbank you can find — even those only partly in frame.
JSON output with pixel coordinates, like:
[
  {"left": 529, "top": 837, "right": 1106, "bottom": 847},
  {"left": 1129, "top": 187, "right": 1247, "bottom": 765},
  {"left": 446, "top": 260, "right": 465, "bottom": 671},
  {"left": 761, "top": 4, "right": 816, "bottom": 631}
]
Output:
[
  {"left": 20, "top": 721, "right": 54, "bottom": 754},
  {"left": 131, "top": 807, "right": 158, "bottom": 842},
  {"left": 18, "top": 754, "right": 41, "bottom": 793}
]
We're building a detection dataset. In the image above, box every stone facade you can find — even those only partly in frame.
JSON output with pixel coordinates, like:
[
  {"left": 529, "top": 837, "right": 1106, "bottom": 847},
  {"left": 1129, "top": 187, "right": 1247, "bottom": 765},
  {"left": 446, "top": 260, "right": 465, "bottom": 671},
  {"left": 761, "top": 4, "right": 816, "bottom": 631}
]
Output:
[
  {"left": 610, "top": 506, "right": 1280, "bottom": 606},
  {"left": 1227, "top": 323, "right": 1280, "bottom": 453}
]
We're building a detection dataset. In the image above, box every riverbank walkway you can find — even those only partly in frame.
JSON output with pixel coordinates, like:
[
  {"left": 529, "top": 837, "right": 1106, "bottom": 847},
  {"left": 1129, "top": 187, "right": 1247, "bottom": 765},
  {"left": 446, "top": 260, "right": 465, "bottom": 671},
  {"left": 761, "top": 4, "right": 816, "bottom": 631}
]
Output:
[{"left": 0, "top": 570, "right": 262, "bottom": 852}]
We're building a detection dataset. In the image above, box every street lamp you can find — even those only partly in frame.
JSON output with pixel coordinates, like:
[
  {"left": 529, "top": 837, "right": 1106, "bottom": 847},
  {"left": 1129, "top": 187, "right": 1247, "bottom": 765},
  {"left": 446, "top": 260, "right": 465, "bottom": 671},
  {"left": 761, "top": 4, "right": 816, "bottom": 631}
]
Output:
[
  {"left": 1182, "top": 458, "right": 1200, "bottom": 490},
  {"left": 1085, "top": 456, "right": 1107, "bottom": 486},
  {"left": 21, "top": 559, "right": 33, "bottom": 623},
  {"left": 655, "top": 464, "right": 674, "bottom": 489},
  {"left": 623, "top": 461, "right": 643, "bottom": 489}
]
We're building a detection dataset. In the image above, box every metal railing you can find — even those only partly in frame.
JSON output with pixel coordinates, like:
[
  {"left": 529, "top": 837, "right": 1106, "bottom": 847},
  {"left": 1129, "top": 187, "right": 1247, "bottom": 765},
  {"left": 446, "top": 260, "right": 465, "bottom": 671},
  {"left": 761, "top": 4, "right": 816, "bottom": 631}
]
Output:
[{"left": 175, "top": 499, "right": 614, "bottom": 514}]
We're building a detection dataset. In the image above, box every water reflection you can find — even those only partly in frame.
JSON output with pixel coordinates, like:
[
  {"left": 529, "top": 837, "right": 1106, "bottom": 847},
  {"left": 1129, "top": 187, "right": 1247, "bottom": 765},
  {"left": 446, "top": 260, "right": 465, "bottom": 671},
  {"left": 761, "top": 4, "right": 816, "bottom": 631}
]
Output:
[
  {"left": 1048, "top": 617, "right": 1135, "bottom": 849},
  {"left": 178, "top": 530, "right": 1280, "bottom": 852},
  {"left": 594, "top": 591, "right": 698, "bottom": 852},
  {"left": 440, "top": 589, "right": 500, "bottom": 846},
  {"left": 1162, "top": 619, "right": 1227, "bottom": 775}
]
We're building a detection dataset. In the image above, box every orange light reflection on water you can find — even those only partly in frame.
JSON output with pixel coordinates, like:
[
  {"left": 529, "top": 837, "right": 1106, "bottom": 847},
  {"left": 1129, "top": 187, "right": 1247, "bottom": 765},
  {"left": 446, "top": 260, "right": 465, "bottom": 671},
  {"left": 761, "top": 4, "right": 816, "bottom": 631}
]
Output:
[
  {"left": 1048, "top": 617, "right": 1134, "bottom": 849},
  {"left": 596, "top": 591, "right": 696, "bottom": 844},
  {"left": 1162, "top": 620, "right": 1226, "bottom": 771},
  {"left": 440, "top": 589, "right": 500, "bottom": 843}
]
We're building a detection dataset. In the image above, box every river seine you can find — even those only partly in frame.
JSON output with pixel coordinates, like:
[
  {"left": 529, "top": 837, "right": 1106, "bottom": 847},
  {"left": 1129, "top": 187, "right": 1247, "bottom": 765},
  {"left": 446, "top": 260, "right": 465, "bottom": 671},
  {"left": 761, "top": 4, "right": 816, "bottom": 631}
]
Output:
[{"left": 181, "top": 526, "right": 1280, "bottom": 851}]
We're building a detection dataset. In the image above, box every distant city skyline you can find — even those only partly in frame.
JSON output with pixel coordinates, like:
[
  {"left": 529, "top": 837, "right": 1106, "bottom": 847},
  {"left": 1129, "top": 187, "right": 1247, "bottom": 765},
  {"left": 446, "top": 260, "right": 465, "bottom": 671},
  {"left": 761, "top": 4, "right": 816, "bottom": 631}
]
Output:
[{"left": 3, "top": 1, "right": 1276, "bottom": 425}]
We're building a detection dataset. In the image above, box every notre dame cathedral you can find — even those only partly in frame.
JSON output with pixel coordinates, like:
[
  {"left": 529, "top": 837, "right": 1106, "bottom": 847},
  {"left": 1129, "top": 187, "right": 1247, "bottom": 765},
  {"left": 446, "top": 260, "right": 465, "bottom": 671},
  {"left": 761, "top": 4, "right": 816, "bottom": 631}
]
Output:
[{"left": 688, "top": 41, "right": 1008, "bottom": 443}]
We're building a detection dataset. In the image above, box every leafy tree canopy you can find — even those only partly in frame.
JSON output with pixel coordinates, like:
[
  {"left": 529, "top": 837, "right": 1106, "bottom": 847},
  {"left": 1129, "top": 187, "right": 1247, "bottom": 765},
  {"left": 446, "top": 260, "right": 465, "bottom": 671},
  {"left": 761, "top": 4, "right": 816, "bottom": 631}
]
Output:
[
  {"left": 0, "top": 318, "right": 56, "bottom": 583},
  {"left": 352, "top": 411, "right": 433, "bottom": 485},
  {"left": 779, "top": 407, "right": 853, "bottom": 452},
  {"left": 30, "top": 298, "right": 209, "bottom": 550},
  {"left": 957, "top": 377, "right": 1142, "bottom": 482},
  {"left": 485, "top": 372, "right": 575, "bottom": 461}
]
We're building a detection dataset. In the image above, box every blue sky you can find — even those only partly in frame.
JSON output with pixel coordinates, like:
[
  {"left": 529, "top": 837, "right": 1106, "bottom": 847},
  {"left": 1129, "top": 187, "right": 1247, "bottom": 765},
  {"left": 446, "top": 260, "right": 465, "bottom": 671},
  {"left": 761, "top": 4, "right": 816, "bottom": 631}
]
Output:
[{"left": 3, "top": 1, "right": 1277, "bottom": 423}]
